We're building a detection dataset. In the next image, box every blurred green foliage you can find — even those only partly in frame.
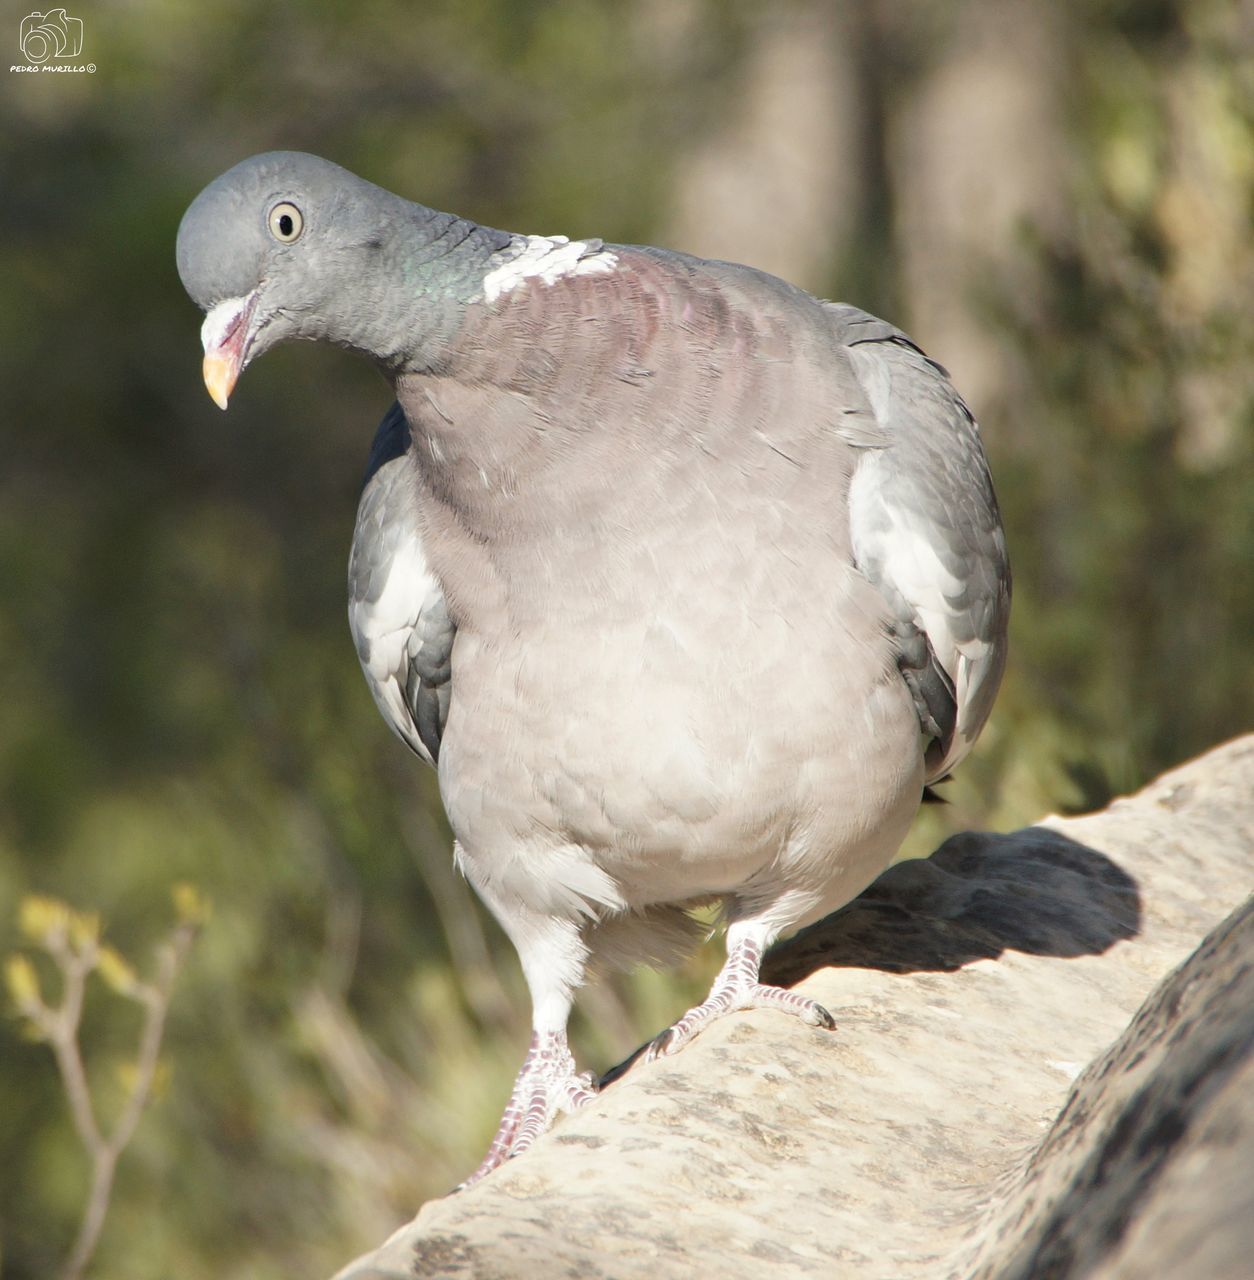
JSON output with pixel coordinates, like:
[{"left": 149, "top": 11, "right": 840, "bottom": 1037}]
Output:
[{"left": 0, "top": 1, "right": 1250, "bottom": 1276}]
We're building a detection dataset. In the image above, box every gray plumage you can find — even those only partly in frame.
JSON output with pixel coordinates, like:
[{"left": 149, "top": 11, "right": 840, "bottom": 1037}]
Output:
[
  {"left": 177, "top": 151, "right": 1011, "bottom": 1185},
  {"left": 349, "top": 402, "right": 454, "bottom": 767}
]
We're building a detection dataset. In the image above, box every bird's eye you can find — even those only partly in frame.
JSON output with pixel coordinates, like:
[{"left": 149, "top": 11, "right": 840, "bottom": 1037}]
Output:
[{"left": 268, "top": 202, "right": 304, "bottom": 243}]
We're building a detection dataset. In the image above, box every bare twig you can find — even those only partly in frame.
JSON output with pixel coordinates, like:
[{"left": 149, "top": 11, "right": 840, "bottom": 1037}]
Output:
[
  {"left": 6, "top": 894, "right": 202, "bottom": 1280},
  {"left": 58, "top": 926, "right": 195, "bottom": 1280}
]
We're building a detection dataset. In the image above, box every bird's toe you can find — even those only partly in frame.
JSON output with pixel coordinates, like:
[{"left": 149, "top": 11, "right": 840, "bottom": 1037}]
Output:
[
  {"left": 459, "top": 1032, "right": 599, "bottom": 1189},
  {"left": 745, "top": 982, "right": 836, "bottom": 1030},
  {"left": 643, "top": 981, "right": 836, "bottom": 1067}
]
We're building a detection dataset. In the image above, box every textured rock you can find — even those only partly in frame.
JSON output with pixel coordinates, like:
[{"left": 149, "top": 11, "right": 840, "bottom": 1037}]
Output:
[
  {"left": 336, "top": 736, "right": 1253, "bottom": 1280},
  {"left": 964, "top": 896, "right": 1252, "bottom": 1280}
]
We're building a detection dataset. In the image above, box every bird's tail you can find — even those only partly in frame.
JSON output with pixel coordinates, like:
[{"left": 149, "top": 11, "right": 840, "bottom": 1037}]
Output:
[{"left": 587, "top": 902, "right": 713, "bottom": 975}]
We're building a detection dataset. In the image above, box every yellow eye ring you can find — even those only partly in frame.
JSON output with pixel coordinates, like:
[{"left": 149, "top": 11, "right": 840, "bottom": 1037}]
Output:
[{"left": 268, "top": 202, "right": 304, "bottom": 243}]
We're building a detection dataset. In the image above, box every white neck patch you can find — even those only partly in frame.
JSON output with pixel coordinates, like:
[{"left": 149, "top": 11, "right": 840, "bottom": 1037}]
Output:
[{"left": 482, "top": 235, "right": 618, "bottom": 304}]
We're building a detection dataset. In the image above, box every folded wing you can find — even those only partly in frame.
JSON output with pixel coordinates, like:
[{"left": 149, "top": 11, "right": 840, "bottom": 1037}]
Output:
[
  {"left": 347, "top": 402, "right": 454, "bottom": 768},
  {"left": 832, "top": 306, "right": 1011, "bottom": 783}
]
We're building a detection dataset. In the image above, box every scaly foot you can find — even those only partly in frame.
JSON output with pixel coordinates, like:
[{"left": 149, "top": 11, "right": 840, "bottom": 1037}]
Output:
[
  {"left": 459, "top": 1028, "right": 597, "bottom": 1188},
  {"left": 645, "top": 932, "right": 835, "bottom": 1062}
]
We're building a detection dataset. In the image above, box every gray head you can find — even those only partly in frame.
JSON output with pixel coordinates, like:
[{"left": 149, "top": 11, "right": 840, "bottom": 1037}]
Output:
[{"left": 176, "top": 151, "right": 509, "bottom": 407}]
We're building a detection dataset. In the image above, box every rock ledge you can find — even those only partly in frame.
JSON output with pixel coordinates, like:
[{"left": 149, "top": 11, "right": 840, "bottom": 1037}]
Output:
[{"left": 338, "top": 735, "right": 1253, "bottom": 1280}]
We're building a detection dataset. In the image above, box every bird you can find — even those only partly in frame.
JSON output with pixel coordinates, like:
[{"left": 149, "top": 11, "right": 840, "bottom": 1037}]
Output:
[{"left": 176, "top": 151, "right": 1010, "bottom": 1187}]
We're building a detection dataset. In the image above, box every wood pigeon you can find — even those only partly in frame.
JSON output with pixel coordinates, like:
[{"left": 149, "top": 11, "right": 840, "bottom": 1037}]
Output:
[{"left": 176, "top": 151, "right": 1011, "bottom": 1186}]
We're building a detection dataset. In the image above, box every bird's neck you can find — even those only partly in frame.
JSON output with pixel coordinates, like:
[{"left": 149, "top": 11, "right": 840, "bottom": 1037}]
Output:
[{"left": 343, "top": 204, "right": 516, "bottom": 375}]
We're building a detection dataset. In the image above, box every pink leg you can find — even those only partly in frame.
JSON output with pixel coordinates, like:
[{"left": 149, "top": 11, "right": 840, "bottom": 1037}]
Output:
[
  {"left": 645, "top": 928, "right": 835, "bottom": 1062},
  {"left": 459, "top": 1028, "right": 597, "bottom": 1188}
]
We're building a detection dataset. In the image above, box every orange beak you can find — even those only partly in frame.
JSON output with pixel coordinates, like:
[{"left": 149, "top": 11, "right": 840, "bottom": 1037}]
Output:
[
  {"left": 199, "top": 292, "right": 259, "bottom": 411},
  {"left": 202, "top": 349, "right": 238, "bottom": 411}
]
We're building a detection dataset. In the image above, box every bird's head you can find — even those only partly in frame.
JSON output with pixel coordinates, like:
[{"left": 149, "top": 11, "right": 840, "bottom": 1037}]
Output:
[{"left": 177, "top": 150, "right": 464, "bottom": 408}]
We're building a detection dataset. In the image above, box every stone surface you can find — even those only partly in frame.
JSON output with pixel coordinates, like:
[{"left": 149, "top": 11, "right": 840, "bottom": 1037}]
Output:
[
  {"left": 964, "top": 896, "right": 1252, "bottom": 1280},
  {"left": 336, "top": 735, "right": 1254, "bottom": 1280}
]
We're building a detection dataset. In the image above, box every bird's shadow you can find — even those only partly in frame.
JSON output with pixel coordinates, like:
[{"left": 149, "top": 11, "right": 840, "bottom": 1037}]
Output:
[
  {"left": 602, "top": 827, "right": 1142, "bottom": 1085},
  {"left": 765, "top": 825, "right": 1143, "bottom": 985}
]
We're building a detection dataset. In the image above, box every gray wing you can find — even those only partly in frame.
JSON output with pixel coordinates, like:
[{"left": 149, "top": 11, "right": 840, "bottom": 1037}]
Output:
[
  {"left": 831, "top": 305, "right": 1011, "bottom": 783},
  {"left": 347, "top": 401, "right": 454, "bottom": 768}
]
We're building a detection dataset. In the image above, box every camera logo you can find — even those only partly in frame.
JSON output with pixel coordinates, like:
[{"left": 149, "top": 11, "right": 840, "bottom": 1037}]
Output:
[{"left": 19, "top": 9, "right": 83, "bottom": 64}]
